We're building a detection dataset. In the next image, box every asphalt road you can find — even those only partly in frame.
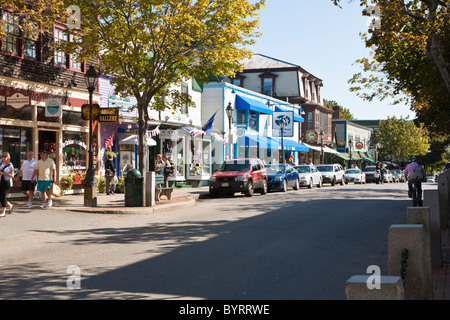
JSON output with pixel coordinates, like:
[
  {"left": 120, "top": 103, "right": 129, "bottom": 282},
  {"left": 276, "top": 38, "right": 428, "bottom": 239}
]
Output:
[{"left": 0, "top": 181, "right": 437, "bottom": 300}]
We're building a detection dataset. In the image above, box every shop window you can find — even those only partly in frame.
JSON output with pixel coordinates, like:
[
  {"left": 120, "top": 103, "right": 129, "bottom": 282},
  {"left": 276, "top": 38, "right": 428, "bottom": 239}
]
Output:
[
  {"left": 0, "top": 101, "right": 32, "bottom": 120},
  {"left": 62, "top": 110, "right": 88, "bottom": 126},
  {"left": 0, "top": 126, "right": 32, "bottom": 173},
  {"left": 62, "top": 131, "right": 87, "bottom": 175},
  {"left": 162, "top": 136, "right": 184, "bottom": 178},
  {"left": 236, "top": 109, "right": 247, "bottom": 126}
]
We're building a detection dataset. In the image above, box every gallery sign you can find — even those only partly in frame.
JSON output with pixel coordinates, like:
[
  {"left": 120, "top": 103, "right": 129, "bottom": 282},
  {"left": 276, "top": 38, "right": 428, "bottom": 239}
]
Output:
[
  {"left": 98, "top": 107, "right": 119, "bottom": 122},
  {"left": 5, "top": 93, "right": 31, "bottom": 110}
]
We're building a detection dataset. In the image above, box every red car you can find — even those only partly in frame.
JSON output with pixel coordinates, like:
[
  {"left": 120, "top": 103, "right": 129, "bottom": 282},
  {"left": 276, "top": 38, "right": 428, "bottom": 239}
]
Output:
[{"left": 209, "top": 158, "right": 268, "bottom": 197}]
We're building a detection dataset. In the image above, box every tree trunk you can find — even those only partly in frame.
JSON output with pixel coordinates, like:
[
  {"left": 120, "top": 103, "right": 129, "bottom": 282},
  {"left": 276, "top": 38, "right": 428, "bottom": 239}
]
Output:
[
  {"left": 138, "top": 103, "right": 147, "bottom": 207},
  {"left": 426, "top": 32, "right": 450, "bottom": 95}
]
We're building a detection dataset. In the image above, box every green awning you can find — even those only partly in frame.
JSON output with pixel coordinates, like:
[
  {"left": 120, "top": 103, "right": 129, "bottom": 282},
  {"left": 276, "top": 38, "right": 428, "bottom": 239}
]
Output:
[
  {"left": 362, "top": 156, "right": 376, "bottom": 163},
  {"left": 334, "top": 153, "right": 351, "bottom": 160}
]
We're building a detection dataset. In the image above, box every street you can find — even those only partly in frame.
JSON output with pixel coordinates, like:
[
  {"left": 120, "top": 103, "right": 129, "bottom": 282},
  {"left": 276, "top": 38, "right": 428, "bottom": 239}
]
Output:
[{"left": 0, "top": 182, "right": 437, "bottom": 300}]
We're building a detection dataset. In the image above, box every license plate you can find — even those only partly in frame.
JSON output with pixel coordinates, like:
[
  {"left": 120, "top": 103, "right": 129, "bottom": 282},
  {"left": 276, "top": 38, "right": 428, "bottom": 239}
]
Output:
[{"left": 222, "top": 183, "right": 229, "bottom": 187}]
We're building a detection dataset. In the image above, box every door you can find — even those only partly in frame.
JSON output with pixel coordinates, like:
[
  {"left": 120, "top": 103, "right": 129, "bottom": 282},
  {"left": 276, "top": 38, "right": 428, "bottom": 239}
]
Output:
[{"left": 38, "top": 131, "right": 57, "bottom": 162}]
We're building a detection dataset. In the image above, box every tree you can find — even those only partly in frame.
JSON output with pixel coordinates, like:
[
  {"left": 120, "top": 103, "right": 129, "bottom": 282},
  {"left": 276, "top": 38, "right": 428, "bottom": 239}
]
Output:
[
  {"left": 374, "top": 116, "right": 430, "bottom": 162},
  {"left": 323, "top": 99, "right": 355, "bottom": 120},
  {"left": 68, "top": 0, "right": 265, "bottom": 206},
  {"left": 333, "top": 0, "right": 450, "bottom": 136}
]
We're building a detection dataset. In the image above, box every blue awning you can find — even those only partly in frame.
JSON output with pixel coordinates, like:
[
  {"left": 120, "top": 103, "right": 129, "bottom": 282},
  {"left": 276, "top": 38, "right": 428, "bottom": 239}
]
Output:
[
  {"left": 239, "top": 134, "right": 275, "bottom": 149},
  {"left": 235, "top": 95, "right": 273, "bottom": 115},
  {"left": 274, "top": 106, "right": 304, "bottom": 123},
  {"left": 276, "top": 138, "right": 309, "bottom": 152}
]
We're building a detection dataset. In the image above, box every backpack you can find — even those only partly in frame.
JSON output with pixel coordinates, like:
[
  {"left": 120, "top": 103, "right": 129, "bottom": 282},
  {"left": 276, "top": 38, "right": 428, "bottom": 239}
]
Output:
[{"left": 410, "top": 165, "right": 424, "bottom": 182}]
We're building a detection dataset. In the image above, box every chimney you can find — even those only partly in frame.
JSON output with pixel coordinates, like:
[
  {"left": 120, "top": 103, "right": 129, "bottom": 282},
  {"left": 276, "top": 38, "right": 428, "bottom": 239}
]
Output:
[{"left": 333, "top": 106, "right": 340, "bottom": 120}]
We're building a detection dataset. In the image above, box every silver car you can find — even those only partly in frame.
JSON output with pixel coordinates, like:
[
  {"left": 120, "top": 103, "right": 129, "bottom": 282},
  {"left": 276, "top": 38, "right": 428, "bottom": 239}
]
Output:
[
  {"left": 293, "top": 165, "right": 323, "bottom": 188},
  {"left": 344, "top": 169, "right": 366, "bottom": 184}
]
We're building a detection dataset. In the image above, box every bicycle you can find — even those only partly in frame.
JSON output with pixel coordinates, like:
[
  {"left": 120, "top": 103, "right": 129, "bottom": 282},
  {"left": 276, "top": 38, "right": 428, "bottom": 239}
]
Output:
[{"left": 411, "top": 182, "right": 418, "bottom": 207}]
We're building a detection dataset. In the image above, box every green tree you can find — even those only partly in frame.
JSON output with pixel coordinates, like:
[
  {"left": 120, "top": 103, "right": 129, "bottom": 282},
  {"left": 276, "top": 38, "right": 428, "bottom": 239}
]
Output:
[
  {"left": 323, "top": 99, "right": 355, "bottom": 120},
  {"left": 333, "top": 0, "right": 450, "bottom": 137},
  {"left": 374, "top": 116, "right": 430, "bottom": 162},
  {"left": 68, "top": 0, "right": 265, "bottom": 206}
]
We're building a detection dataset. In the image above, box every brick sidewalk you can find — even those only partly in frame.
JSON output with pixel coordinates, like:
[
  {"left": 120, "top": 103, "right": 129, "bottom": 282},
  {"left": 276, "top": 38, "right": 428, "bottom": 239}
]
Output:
[{"left": 432, "top": 227, "right": 450, "bottom": 300}]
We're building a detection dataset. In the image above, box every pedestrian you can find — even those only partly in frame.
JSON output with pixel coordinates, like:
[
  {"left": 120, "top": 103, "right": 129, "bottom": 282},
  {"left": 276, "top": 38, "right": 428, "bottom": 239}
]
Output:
[
  {"left": 155, "top": 154, "right": 164, "bottom": 175},
  {"left": 162, "top": 154, "right": 172, "bottom": 187},
  {"left": 0, "top": 152, "right": 14, "bottom": 217},
  {"left": 32, "top": 151, "right": 56, "bottom": 208},
  {"left": 15, "top": 151, "right": 38, "bottom": 207},
  {"left": 105, "top": 153, "right": 116, "bottom": 195}
]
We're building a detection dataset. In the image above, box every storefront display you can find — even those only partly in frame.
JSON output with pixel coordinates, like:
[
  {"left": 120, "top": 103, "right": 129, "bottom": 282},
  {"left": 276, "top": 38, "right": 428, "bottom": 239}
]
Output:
[{"left": 62, "top": 132, "right": 87, "bottom": 175}]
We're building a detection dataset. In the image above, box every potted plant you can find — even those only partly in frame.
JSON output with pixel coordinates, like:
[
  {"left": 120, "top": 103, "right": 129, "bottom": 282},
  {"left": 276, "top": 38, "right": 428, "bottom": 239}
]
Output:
[{"left": 59, "top": 176, "right": 74, "bottom": 195}]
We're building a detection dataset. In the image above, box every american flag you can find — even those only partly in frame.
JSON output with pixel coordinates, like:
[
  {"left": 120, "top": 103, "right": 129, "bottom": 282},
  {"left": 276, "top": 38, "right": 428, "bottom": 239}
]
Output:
[
  {"left": 211, "top": 132, "right": 226, "bottom": 145},
  {"left": 182, "top": 127, "right": 206, "bottom": 138},
  {"left": 104, "top": 134, "right": 114, "bottom": 149}
]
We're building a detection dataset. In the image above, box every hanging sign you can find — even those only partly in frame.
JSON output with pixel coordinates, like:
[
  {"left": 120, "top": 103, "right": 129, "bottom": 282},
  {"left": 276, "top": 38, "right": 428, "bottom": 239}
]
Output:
[
  {"left": 81, "top": 103, "right": 100, "bottom": 120},
  {"left": 98, "top": 107, "right": 119, "bottom": 122},
  {"left": 5, "top": 93, "right": 31, "bottom": 110},
  {"left": 272, "top": 111, "right": 294, "bottom": 138},
  {"left": 355, "top": 141, "right": 364, "bottom": 150},
  {"left": 45, "top": 98, "right": 62, "bottom": 117}
]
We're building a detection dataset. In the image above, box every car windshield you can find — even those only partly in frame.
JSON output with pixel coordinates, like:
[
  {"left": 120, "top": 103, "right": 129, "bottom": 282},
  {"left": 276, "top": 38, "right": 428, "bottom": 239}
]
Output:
[
  {"left": 317, "top": 166, "right": 333, "bottom": 172},
  {"left": 218, "top": 161, "right": 250, "bottom": 172},
  {"left": 294, "top": 166, "right": 310, "bottom": 173},
  {"left": 363, "top": 167, "right": 376, "bottom": 172},
  {"left": 266, "top": 165, "right": 285, "bottom": 174},
  {"left": 346, "top": 169, "right": 360, "bottom": 174}
]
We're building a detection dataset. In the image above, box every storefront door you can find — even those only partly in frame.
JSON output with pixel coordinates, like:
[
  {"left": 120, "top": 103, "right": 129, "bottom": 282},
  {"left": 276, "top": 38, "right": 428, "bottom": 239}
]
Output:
[{"left": 38, "top": 130, "right": 57, "bottom": 161}]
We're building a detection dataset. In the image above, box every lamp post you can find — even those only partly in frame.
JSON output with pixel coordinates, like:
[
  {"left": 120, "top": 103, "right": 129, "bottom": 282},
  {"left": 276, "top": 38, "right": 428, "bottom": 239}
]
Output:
[
  {"left": 320, "top": 130, "right": 324, "bottom": 164},
  {"left": 349, "top": 139, "right": 353, "bottom": 169},
  {"left": 84, "top": 65, "right": 99, "bottom": 207},
  {"left": 279, "top": 116, "right": 286, "bottom": 163},
  {"left": 226, "top": 102, "right": 234, "bottom": 159}
]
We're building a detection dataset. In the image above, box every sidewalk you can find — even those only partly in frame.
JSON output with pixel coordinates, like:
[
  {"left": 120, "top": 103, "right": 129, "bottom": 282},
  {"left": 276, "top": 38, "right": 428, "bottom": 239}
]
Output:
[
  {"left": 47, "top": 186, "right": 209, "bottom": 214},
  {"left": 432, "top": 226, "right": 450, "bottom": 300}
]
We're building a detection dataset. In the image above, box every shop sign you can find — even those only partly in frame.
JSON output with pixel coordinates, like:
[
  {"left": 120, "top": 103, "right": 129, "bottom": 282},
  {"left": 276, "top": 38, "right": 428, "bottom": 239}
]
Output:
[
  {"left": 5, "top": 93, "right": 31, "bottom": 110},
  {"left": 355, "top": 141, "right": 364, "bottom": 150},
  {"left": 337, "top": 141, "right": 346, "bottom": 153},
  {"left": 99, "top": 107, "right": 119, "bottom": 122},
  {"left": 272, "top": 111, "right": 294, "bottom": 138},
  {"left": 306, "top": 130, "right": 318, "bottom": 141},
  {"left": 62, "top": 139, "right": 87, "bottom": 149},
  {"left": 45, "top": 98, "right": 62, "bottom": 117},
  {"left": 81, "top": 103, "right": 100, "bottom": 120},
  {"left": 160, "top": 129, "right": 178, "bottom": 140}
]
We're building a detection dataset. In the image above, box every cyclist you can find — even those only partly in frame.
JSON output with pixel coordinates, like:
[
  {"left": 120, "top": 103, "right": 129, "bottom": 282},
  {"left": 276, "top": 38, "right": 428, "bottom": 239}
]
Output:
[{"left": 404, "top": 156, "right": 426, "bottom": 206}]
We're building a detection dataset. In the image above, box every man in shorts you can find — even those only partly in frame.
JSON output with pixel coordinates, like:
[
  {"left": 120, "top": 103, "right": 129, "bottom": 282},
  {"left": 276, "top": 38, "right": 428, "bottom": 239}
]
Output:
[
  {"left": 32, "top": 151, "right": 56, "bottom": 208},
  {"left": 15, "top": 151, "right": 38, "bottom": 207}
]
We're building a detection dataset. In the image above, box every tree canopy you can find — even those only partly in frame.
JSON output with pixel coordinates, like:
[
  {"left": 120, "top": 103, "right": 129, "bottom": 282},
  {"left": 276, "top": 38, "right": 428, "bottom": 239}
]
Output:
[{"left": 323, "top": 99, "right": 355, "bottom": 120}]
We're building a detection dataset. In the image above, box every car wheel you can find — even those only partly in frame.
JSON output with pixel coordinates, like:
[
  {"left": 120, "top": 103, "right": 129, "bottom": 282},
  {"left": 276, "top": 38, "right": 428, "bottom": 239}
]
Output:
[
  {"left": 260, "top": 179, "right": 267, "bottom": 195},
  {"left": 308, "top": 179, "right": 313, "bottom": 189},
  {"left": 281, "top": 179, "right": 287, "bottom": 192},
  {"left": 244, "top": 180, "right": 253, "bottom": 197},
  {"left": 331, "top": 177, "right": 336, "bottom": 186},
  {"left": 293, "top": 178, "right": 299, "bottom": 190},
  {"left": 209, "top": 187, "right": 219, "bottom": 198},
  {"left": 317, "top": 178, "right": 322, "bottom": 188}
]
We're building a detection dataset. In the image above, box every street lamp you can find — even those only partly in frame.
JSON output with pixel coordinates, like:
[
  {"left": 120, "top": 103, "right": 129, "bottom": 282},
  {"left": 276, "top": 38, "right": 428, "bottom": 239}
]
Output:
[
  {"left": 320, "top": 130, "right": 324, "bottom": 164},
  {"left": 84, "top": 65, "right": 99, "bottom": 207},
  {"left": 279, "top": 116, "right": 286, "bottom": 163},
  {"left": 349, "top": 139, "right": 353, "bottom": 169},
  {"left": 226, "top": 102, "right": 234, "bottom": 159}
]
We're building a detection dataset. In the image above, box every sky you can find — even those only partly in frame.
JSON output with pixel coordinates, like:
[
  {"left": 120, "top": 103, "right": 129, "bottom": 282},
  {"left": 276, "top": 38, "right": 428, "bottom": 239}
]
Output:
[{"left": 249, "top": 0, "right": 416, "bottom": 120}]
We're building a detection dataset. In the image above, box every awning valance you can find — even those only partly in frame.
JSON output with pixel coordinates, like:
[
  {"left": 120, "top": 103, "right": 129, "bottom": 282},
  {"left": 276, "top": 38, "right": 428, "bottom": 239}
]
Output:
[
  {"left": 274, "top": 106, "right": 304, "bottom": 122},
  {"left": 277, "top": 138, "right": 309, "bottom": 152},
  {"left": 235, "top": 95, "right": 273, "bottom": 115}
]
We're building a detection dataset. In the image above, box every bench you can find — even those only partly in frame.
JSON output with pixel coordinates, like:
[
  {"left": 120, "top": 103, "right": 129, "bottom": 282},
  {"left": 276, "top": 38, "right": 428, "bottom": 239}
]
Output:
[{"left": 155, "top": 174, "right": 175, "bottom": 201}]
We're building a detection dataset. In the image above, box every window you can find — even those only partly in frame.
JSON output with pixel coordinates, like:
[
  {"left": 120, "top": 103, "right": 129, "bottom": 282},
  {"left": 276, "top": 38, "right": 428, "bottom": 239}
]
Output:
[
  {"left": 54, "top": 27, "right": 83, "bottom": 71},
  {"left": 262, "top": 78, "right": 273, "bottom": 96},
  {"left": 231, "top": 78, "right": 241, "bottom": 86},
  {"left": 236, "top": 109, "right": 247, "bottom": 126},
  {"left": 1, "top": 12, "right": 39, "bottom": 60},
  {"left": 181, "top": 83, "right": 189, "bottom": 114}
]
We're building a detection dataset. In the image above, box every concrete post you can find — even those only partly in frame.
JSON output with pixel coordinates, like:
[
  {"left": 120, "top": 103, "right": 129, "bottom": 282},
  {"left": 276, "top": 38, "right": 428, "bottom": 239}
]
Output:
[
  {"left": 345, "top": 275, "right": 405, "bottom": 300},
  {"left": 406, "top": 207, "right": 433, "bottom": 274},
  {"left": 388, "top": 224, "right": 432, "bottom": 300},
  {"left": 423, "top": 190, "right": 443, "bottom": 267},
  {"left": 146, "top": 171, "right": 155, "bottom": 207},
  {"left": 437, "top": 171, "right": 450, "bottom": 228}
]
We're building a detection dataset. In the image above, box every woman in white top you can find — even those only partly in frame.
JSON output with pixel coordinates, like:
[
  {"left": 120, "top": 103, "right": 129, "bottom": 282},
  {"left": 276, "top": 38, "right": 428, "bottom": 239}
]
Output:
[{"left": 0, "top": 152, "right": 14, "bottom": 217}]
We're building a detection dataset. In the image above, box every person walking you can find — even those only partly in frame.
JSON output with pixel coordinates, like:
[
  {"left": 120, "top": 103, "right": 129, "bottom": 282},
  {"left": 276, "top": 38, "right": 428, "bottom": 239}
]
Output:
[
  {"left": 162, "top": 154, "right": 172, "bottom": 187},
  {"left": 404, "top": 156, "right": 426, "bottom": 206},
  {"left": 105, "top": 153, "right": 116, "bottom": 195},
  {"left": 0, "top": 152, "right": 14, "bottom": 217},
  {"left": 15, "top": 151, "right": 38, "bottom": 207},
  {"left": 32, "top": 151, "right": 56, "bottom": 208},
  {"left": 155, "top": 154, "right": 164, "bottom": 175}
]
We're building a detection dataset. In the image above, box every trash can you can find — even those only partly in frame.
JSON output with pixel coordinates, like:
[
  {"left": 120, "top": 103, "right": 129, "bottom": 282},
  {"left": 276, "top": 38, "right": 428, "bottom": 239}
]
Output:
[{"left": 124, "top": 169, "right": 143, "bottom": 207}]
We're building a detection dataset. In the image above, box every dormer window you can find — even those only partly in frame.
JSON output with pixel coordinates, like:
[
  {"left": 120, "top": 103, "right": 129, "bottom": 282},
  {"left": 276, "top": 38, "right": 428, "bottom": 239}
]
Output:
[
  {"left": 259, "top": 72, "right": 277, "bottom": 97},
  {"left": 230, "top": 74, "right": 245, "bottom": 87}
]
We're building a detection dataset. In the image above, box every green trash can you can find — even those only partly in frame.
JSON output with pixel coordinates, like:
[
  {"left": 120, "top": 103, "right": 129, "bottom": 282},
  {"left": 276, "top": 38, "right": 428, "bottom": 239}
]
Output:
[{"left": 124, "top": 169, "right": 143, "bottom": 207}]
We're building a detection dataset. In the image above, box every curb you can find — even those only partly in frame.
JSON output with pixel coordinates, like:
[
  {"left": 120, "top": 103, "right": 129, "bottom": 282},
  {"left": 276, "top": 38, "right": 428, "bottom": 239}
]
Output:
[{"left": 65, "top": 194, "right": 198, "bottom": 214}]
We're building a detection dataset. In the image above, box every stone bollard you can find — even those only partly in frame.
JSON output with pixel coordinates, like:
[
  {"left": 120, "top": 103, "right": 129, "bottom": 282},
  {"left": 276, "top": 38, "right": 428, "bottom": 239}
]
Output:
[
  {"left": 437, "top": 171, "right": 450, "bottom": 228},
  {"left": 406, "top": 207, "right": 432, "bottom": 270},
  {"left": 423, "top": 191, "right": 443, "bottom": 267},
  {"left": 146, "top": 171, "right": 156, "bottom": 207},
  {"left": 388, "top": 224, "right": 432, "bottom": 300},
  {"left": 345, "top": 275, "right": 404, "bottom": 300}
]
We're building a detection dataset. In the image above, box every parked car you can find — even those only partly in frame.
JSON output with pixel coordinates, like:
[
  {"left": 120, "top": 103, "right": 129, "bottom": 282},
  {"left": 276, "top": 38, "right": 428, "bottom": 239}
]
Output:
[
  {"left": 265, "top": 164, "right": 300, "bottom": 192},
  {"left": 316, "top": 164, "right": 345, "bottom": 186},
  {"left": 209, "top": 158, "right": 267, "bottom": 197},
  {"left": 383, "top": 170, "right": 394, "bottom": 183},
  {"left": 391, "top": 169, "right": 405, "bottom": 182},
  {"left": 426, "top": 176, "right": 436, "bottom": 183},
  {"left": 344, "top": 169, "right": 366, "bottom": 184},
  {"left": 363, "top": 166, "right": 380, "bottom": 184},
  {"left": 293, "top": 165, "right": 323, "bottom": 188}
]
